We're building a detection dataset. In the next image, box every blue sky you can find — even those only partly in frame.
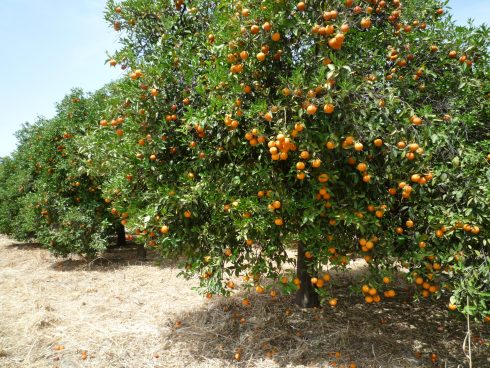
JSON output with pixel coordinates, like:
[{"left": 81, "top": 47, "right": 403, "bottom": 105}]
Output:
[{"left": 0, "top": 0, "right": 488, "bottom": 157}]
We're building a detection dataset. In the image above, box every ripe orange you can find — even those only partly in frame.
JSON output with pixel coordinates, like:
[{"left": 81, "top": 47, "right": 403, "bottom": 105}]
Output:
[
  {"left": 297, "top": 2, "right": 306, "bottom": 11},
  {"left": 360, "top": 18, "right": 372, "bottom": 29},
  {"left": 306, "top": 104, "right": 318, "bottom": 115},
  {"left": 257, "top": 52, "right": 266, "bottom": 62},
  {"left": 356, "top": 163, "right": 367, "bottom": 172},
  {"left": 324, "top": 104, "right": 335, "bottom": 114},
  {"left": 271, "top": 32, "right": 281, "bottom": 42},
  {"left": 274, "top": 218, "right": 284, "bottom": 226},
  {"left": 318, "top": 173, "right": 329, "bottom": 183},
  {"left": 300, "top": 151, "right": 310, "bottom": 160},
  {"left": 251, "top": 25, "right": 260, "bottom": 34}
]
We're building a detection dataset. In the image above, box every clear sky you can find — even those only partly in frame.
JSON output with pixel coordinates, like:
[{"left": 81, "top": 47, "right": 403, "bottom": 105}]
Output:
[{"left": 0, "top": 0, "right": 488, "bottom": 157}]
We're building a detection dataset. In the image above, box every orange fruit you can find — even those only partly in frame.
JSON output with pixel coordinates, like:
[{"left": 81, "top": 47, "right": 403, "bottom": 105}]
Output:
[
  {"left": 356, "top": 163, "right": 367, "bottom": 172},
  {"left": 318, "top": 173, "right": 329, "bottom": 183},
  {"left": 306, "top": 104, "right": 318, "bottom": 115},
  {"left": 324, "top": 104, "right": 335, "bottom": 114},
  {"left": 271, "top": 32, "right": 281, "bottom": 42},
  {"left": 274, "top": 218, "right": 284, "bottom": 226},
  {"left": 257, "top": 52, "right": 266, "bottom": 62},
  {"left": 250, "top": 25, "right": 260, "bottom": 34},
  {"left": 311, "top": 159, "right": 321, "bottom": 168},
  {"left": 360, "top": 18, "right": 372, "bottom": 29}
]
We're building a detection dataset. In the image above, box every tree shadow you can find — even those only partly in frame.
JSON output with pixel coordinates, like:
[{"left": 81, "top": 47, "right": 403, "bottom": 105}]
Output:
[
  {"left": 48, "top": 245, "right": 179, "bottom": 272},
  {"left": 6, "top": 241, "right": 44, "bottom": 251},
  {"left": 165, "top": 287, "right": 490, "bottom": 368}
]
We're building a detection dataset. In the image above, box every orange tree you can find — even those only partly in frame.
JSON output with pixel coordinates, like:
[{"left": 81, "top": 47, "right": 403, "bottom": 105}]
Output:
[
  {"left": 0, "top": 125, "right": 45, "bottom": 240},
  {"left": 0, "top": 89, "right": 125, "bottom": 257},
  {"left": 71, "top": 0, "right": 490, "bottom": 319}
]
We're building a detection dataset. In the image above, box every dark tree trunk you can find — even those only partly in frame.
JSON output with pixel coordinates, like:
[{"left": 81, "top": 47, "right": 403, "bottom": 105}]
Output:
[
  {"left": 116, "top": 224, "right": 126, "bottom": 247},
  {"left": 136, "top": 244, "right": 147, "bottom": 260},
  {"left": 295, "top": 242, "right": 320, "bottom": 308}
]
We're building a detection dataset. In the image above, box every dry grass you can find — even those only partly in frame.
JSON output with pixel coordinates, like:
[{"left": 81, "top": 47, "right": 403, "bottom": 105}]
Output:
[{"left": 0, "top": 235, "right": 488, "bottom": 368}]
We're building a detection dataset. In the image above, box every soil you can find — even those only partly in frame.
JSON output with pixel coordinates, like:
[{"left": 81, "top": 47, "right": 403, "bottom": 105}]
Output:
[{"left": 0, "top": 235, "right": 488, "bottom": 368}]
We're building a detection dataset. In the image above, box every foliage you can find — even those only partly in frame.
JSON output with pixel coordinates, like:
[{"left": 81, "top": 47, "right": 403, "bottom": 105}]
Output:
[
  {"left": 0, "top": 89, "right": 120, "bottom": 257},
  {"left": 0, "top": 0, "right": 488, "bottom": 320}
]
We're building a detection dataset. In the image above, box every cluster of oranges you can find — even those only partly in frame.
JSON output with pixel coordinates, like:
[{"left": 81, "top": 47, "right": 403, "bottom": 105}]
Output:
[
  {"left": 310, "top": 273, "right": 332, "bottom": 289},
  {"left": 265, "top": 200, "right": 284, "bottom": 226},
  {"left": 99, "top": 116, "right": 127, "bottom": 137},
  {"left": 414, "top": 274, "right": 440, "bottom": 298},
  {"left": 434, "top": 221, "right": 481, "bottom": 238},
  {"left": 129, "top": 68, "right": 143, "bottom": 80},
  {"left": 448, "top": 49, "right": 474, "bottom": 67},
  {"left": 396, "top": 141, "right": 424, "bottom": 161},
  {"left": 267, "top": 134, "right": 297, "bottom": 161},
  {"left": 315, "top": 186, "right": 332, "bottom": 208},
  {"left": 361, "top": 284, "right": 383, "bottom": 304},
  {"left": 358, "top": 236, "right": 379, "bottom": 253},
  {"left": 223, "top": 114, "right": 239, "bottom": 129},
  {"left": 244, "top": 129, "right": 266, "bottom": 146}
]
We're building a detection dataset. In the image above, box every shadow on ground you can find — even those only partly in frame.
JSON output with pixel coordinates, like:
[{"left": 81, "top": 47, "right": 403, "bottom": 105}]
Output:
[
  {"left": 47, "top": 245, "right": 179, "bottom": 272},
  {"left": 164, "top": 288, "right": 490, "bottom": 368},
  {"left": 6, "top": 241, "right": 43, "bottom": 251}
]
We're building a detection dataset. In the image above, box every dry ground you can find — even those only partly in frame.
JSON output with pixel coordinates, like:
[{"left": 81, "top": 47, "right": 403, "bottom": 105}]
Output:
[{"left": 0, "top": 235, "right": 488, "bottom": 368}]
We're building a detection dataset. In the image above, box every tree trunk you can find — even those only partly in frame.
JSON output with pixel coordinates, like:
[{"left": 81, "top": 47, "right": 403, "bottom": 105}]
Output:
[
  {"left": 136, "top": 244, "right": 147, "bottom": 260},
  {"left": 295, "top": 241, "right": 320, "bottom": 308},
  {"left": 116, "top": 224, "right": 126, "bottom": 247}
]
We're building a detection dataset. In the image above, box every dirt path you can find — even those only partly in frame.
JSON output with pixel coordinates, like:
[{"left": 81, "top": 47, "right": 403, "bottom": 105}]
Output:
[{"left": 0, "top": 236, "right": 488, "bottom": 368}]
